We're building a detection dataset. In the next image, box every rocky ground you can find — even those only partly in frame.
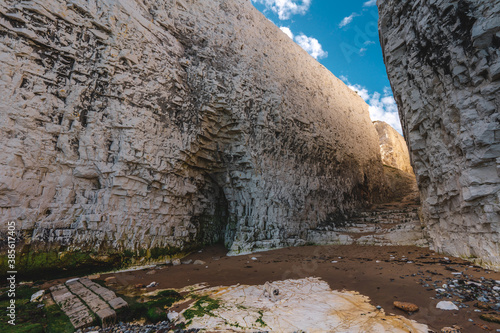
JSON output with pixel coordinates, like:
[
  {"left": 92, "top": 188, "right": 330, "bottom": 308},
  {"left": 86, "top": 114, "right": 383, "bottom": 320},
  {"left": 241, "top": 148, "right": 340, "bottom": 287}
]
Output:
[{"left": 37, "top": 244, "right": 500, "bottom": 333}]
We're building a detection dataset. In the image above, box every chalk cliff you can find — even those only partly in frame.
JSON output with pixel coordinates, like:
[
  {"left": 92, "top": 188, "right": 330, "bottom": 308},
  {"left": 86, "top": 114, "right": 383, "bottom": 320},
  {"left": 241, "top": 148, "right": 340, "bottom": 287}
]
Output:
[
  {"left": 379, "top": 0, "right": 500, "bottom": 268},
  {"left": 0, "top": 0, "right": 386, "bottom": 274},
  {"left": 373, "top": 121, "right": 413, "bottom": 174}
]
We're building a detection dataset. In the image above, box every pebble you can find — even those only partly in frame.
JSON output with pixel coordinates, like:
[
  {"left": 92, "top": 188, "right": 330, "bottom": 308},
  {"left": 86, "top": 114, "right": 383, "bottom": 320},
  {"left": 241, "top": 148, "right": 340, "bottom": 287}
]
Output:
[
  {"left": 167, "top": 311, "right": 179, "bottom": 321},
  {"left": 182, "top": 259, "right": 193, "bottom": 265},
  {"left": 393, "top": 301, "right": 419, "bottom": 313},
  {"left": 104, "top": 276, "right": 117, "bottom": 285},
  {"left": 420, "top": 272, "right": 500, "bottom": 308},
  {"left": 30, "top": 290, "right": 45, "bottom": 303},
  {"left": 331, "top": 261, "right": 338, "bottom": 264},
  {"left": 251, "top": 257, "right": 258, "bottom": 260},
  {"left": 475, "top": 301, "right": 491, "bottom": 310},
  {"left": 436, "top": 301, "right": 459, "bottom": 310},
  {"left": 193, "top": 260, "right": 206, "bottom": 265},
  {"left": 172, "top": 259, "right": 181, "bottom": 266},
  {"left": 146, "top": 282, "right": 158, "bottom": 288},
  {"left": 480, "top": 313, "right": 500, "bottom": 324},
  {"left": 440, "top": 326, "right": 462, "bottom": 333}
]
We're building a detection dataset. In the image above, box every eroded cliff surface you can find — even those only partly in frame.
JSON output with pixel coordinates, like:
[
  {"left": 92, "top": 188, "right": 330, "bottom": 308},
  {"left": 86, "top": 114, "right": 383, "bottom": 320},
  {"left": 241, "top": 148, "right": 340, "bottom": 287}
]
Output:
[
  {"left": 379, "top": 0, "right": 500, "bottom": 268},
  {"left": 0, "top": 0, "right": 385, "bottom": 273},
  {"left": 373, "top": 121, "right": 413, "bottom": 174}
]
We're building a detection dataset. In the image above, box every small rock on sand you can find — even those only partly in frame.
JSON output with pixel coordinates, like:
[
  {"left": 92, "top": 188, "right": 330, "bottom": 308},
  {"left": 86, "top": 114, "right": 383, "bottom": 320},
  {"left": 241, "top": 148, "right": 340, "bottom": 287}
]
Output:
[
  {"left": 182, "top": 259, "right": 193, "bottom": 265},
  {"left": 480, "top": 313, "right": 500, "bottom": 324},
  {"left": 441, "top": 325, "right": 462, "bottom": 333},
  {"left": 30, "top": 290, "right": 45, "bottom": 303},
  {"left": 194, "top": 260, "right": 206, "bottom": 265},
  {"left": 172, "top": 259, "right": 181, "bottom": 266},
  {"left": 104, "top": 276, "right": 117, "bottom": 285},
  {"left": 167, "top": 311, "right": 179, "bottom": 321},
  {"left": 146, "top": 270, "right": 156, "bottom": 275},
  {"left": 393, "top": 301, "right": 419, "bottom": 313},
  {"left": 436, "top": 301, "right": 459, "bottom": 311},
  {"left": 474, "top": 301, "right": 491, "bottom": 310}
]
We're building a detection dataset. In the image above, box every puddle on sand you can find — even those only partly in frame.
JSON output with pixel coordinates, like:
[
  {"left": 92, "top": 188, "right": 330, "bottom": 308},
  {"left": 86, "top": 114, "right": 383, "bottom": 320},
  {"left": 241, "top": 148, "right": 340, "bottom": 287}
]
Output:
[{"left": 181, "top": 277, "right": 428, "bottom": 332}]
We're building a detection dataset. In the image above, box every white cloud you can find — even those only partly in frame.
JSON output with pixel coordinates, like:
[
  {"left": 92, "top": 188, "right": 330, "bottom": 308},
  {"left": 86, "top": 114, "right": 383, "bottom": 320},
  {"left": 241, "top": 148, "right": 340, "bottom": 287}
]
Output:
[
  {"left": 364, "top": 40, "right": 376, "bottom": 45},
  {"left": 347, "top": 83, "right": 370, "bottom": 101},
  {"left": 363, "top": 0, "right": 377, "bottom": 6},
  {"left": 359, "top": 48, "right": 367, "bottom": 55},
  {"left": 280, "top": 26, "right": 294, "bottom": 39},
  {"left": 339, "top": 13, "right": 358, "bottom": 28},
  {"left": 295, "top": 33, "right": 328, "bottom": 59},
  {"left": 252, "top": 0, "right": 311, "bottom": 20},
  {"left": 341, "top": 78, "right": 402, "bottom": 134},
  {"left": 280, "top": 27, "right": 328, "bottom": 59}
]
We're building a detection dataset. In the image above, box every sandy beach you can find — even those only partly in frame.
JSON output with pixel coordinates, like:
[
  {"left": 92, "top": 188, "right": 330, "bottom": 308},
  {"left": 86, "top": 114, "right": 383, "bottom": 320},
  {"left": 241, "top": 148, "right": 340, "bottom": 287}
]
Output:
[{"left": 75, "top": 244, "right": 500, "bottom": 332}]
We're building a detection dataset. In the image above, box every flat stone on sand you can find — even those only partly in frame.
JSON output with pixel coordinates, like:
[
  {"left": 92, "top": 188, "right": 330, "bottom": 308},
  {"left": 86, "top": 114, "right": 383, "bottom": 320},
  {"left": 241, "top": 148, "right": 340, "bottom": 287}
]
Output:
[
  {"left": 50, "top": 284, "right": 94, "bottom": 329},
  {"left": 436, "top": 301, "right": 459, "bottom": 311},
  {"left": 50, "top": 278, "right": 127, "bottom": 329},
  {"left": 182, "top": 277, "right": 429, "bottom": 332}
]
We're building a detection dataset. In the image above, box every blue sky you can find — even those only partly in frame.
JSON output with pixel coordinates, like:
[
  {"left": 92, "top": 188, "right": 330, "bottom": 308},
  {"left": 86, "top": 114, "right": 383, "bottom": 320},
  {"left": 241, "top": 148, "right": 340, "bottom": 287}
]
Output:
[{"left": 251, "top": 0, "right": 402, "bottom": 133}]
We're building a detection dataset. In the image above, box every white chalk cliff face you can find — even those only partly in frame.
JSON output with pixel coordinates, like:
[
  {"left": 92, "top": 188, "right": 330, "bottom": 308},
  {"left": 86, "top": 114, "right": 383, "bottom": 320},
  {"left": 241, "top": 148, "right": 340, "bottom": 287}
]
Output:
[
  {"left": 379, "top": 0, "right": 500, "bottom": 268},
  {"left": 0, "top": 0, "right": 385, "bottom": 271},
  {"left": 373, "top": 121, "right": 413, "bottom": 174}
]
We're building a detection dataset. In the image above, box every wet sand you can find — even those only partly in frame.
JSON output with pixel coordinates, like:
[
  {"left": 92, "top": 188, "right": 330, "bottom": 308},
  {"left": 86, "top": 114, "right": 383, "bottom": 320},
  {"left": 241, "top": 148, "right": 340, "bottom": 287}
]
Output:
[{"left": 97, "top": 244, "right": 500, "bottom": 332}]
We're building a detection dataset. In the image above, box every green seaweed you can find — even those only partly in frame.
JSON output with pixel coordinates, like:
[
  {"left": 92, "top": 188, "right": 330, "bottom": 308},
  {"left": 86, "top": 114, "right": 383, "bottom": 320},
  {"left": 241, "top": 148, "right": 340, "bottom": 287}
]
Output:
[
  {"left": 45, "top": 304, "right": 74, "bottom": 333},
  {"left": 0, "top": 285, "right": 73, "bottom": 333},
  {"left": 149, "top": 246, "right": 184, "bottom": 259},
  {"left": 0, "top": 243, "right": 194, "bottom": 281},
  {"left": 116, "top": 290, "right": 183, "bottom": 323},
  {"left": 256, "top": 310, "right": 266, "bottom": 327},
  {"left": 146, "top": 307, "right": 168, "bottom": 322},
  {"left": 183, "top": 296, "right": 220, "bottom": 320}
]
